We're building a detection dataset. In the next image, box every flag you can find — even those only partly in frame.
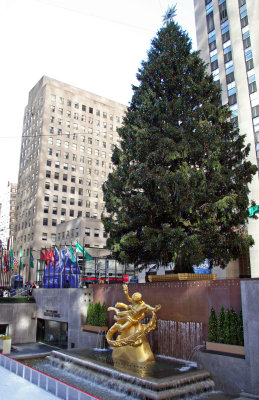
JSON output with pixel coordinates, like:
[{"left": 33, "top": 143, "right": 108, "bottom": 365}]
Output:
[
  {"left": 29, "top": 249, "right": 34, "bottom": 268},
  {"left": 248, "top": 205, "right": 259, "bottom": 217},
  {"left": 19, "top": 248, "right": 23, "bottom": 268},
  {"left": 49, "top": 248, "right": 54, "bottom": 264},
  {"left": 40, "top": 250, "right": 46, "bottom": 261},
  {"left": 75, "top": 242, "right": 93, "bottom": 260},
  {"left": 70, "top": 244, "right": 76, "bottom": 264},
  {"left": 9, "top": 248, "right": 14, "bottom": 269},
  {"left": 45, "top": 249, "right": 50, "bottom": 266},
  {"left": 54, "top": 247, "right": 60, "bottom": 269}
]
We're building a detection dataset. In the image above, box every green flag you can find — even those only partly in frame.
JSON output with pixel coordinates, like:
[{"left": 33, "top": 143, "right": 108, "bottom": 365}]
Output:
[
  {"left": 248, "top": 205, "right": 259, "bottom": 217},
  {"left": 70, "top": 244, "right": 76, "bottom": 264},
  {"left": 29, "top": 249, "right": 34, "bottom": 268},
  {"left": 75, "top": 242, "right": 93, "bottom": 260},
  {"left": 19, "top": 248, "right": 23, "bottom": 268},
  {"left": 10, "top": 247, "right": 14, "bottom": 269}
]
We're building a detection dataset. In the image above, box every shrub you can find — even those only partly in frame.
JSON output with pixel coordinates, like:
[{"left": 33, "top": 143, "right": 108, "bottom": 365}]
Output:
[
  {"left": 229, "top": 307, "right": 238, "bottom": 345},
  {"left": 237, "top": 310, "right": 244, "bottom": 346},
  {"left": 217, "top": 306, "right": 225, "bottom": 343},
  {"left": 208, "top": 307, "right": 217, "bottom": 342},
  {"left": 87, "top": 301, "right": 107, "bottom": 326},
  {"left": 223, "top": 308, "right": 231, "bottom": 344}
]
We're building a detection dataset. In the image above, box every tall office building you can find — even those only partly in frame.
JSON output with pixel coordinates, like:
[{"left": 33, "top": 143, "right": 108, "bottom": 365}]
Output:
[
  {"left": 194, "top": 0, "right": 259, "bottom": 277},
  {"left": 0, "top": 182, "right": 17, "bottom": 247},
  {"left": 14, "top": 76, "right": 127, "bottom": 278}
]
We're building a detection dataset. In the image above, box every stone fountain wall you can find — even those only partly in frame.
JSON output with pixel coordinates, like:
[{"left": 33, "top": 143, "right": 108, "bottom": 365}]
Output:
[{"left": 92, "top": 278, "right": 242, "bottom": 360}]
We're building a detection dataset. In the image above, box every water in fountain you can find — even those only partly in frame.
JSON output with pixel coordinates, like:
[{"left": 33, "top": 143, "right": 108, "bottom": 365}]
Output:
[
  {"left": 149, "top": 320, "right": 204, "bottom": 360},
  {"left": 94, "top": 330, "right": 107, "bottom": 351},
  {"left": 22, "top": 347, "right": 215, "bottom": 399}
]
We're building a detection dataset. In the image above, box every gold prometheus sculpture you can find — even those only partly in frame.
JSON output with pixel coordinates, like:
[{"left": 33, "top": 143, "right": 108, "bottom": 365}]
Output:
[{"left": 106, "top": 284, "right": 161, "bottom": 362}]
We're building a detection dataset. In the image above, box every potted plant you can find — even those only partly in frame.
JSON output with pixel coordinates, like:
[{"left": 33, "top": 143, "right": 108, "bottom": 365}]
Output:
[
  {"left": 83, "top": 302, "right": 108, "bottom": 333},
  {"left": 0, "top": 335, "right": 12, "bottom": 354},
  {"left": 206, "top": 307, "right": 245, "bottom": 356}
]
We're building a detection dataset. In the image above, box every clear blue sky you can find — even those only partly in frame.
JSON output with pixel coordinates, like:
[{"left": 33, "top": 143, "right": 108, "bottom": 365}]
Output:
[{"left": 0, "top": 0, "right": 197, "bottom": 194}]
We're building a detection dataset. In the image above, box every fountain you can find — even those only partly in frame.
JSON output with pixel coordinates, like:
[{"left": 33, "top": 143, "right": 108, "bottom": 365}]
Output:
[{"left": 21, "top": 286, "right": 216, "bottom": 399}]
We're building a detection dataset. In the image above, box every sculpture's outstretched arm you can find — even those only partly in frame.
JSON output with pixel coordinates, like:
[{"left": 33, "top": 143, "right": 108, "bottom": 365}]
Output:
[{"left": 123, "top": 284, "right": 132, "bottom": 303}]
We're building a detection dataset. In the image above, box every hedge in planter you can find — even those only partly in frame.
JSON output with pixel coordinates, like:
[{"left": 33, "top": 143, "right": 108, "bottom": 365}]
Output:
[
  {"left": 208, "top": 306, "right": 244, "bottom": 346},
  {"left": 87, "top": 301, "right": 107, "bottom": 327}
]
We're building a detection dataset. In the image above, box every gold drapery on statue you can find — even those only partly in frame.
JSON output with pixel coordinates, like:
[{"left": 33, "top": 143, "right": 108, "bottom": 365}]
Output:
[{"left": 106, "top": 284, "right": 161, "bottom": 362}]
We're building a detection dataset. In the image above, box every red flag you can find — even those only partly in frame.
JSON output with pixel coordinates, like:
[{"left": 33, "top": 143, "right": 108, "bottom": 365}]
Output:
[
  {"left": 49, "top": 249, "right": 54, "bottom": 264},
  {"left": 45, "top": 249, "right": 50, "bottom": 266},
  {"left": 40, "top": 250, "right": 45, "bottom": 261}
]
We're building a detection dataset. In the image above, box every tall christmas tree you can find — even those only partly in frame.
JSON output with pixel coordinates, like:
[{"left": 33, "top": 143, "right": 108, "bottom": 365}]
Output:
[{"left": 102, "top": 11, "right": 257, "bottom": 272}]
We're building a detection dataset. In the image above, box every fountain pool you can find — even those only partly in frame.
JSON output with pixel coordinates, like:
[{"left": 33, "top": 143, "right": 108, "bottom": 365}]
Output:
[{"left": 21, "top": 348, "right": 215, "bottom": 399}]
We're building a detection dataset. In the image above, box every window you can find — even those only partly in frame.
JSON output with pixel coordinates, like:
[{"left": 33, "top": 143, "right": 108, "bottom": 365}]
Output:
[
  {"left": 42, "top": 233, "right": 47, "bottom": 241},
  {"left": 46, "top": 170, "right": 51, "bottom": 178},
  {"left": 75, "top": 102, "right": 79, "bottom": 109},
  {"left": 45, "top": 182, "right": 50, "bottom": 189},
  {"left": 64, "top": 152, "right": 69, "bottom": 159},
  {"left": 70, "top": 198, "right": 75, "bottom": 205},
  {"left": 62, "top": 196, "right": 67, "bottom": 204},
  {"left": 89, "top": 107, "right": 93, "bottom": 114},
  {"left": 56, "top": 139, "right": 61, "bottom": 146},
  {"left": 52, "top": 219, "right": 57, "bottom": 226},
  {"left": 62, "top": 185, "right": 67, "bottom": 192},
  {"left": 249, "top": 81, "right": 257, "bottom": 94},
  {"left": 96, "top": 109, "right": 100, "bottom": 116},
  {"left": 53, "top": 195, "right": 58, "bottom": 203},
  {"left": 64, "top": 163, "right": 68, "bottom": 170},
  {"left": 94, "top": 229, "right": 99, "bottom": 237},
  {"left": 50, "top": 105, "right": 55, "bottom": 112},
  {"left": 44, "top": 193, "right": 50, "bottom": 201},
  {"left": 85, "top": 228, "right": 90, "bottom": 236},
  {"left": 71, "top": 175, "right": 76, "bottom": 183},
  {"left": 70, "top": 210, "right": 74, "bottom": 217},
  {"left": 85, "top": 212, "right": 90, "bottom": 217},
  {"left": 252, "top": 105, "right": 259, "bottom": 118},
  {"left": 61, "top": 208, "right": 66, "bottom": 216},
  {"left": 47, "top": 159, "right": 51, "bottom": 167},
  {"left": 79, "top": 177, "right": 83, "bottom": 184},
  {"left": 58, "top": 108, "right": 63, "bottom": 115},
  {"left": 54, "top": 172, "right": 59, "bottom": 179},
  {"left": 51, "top": 234, "right": 56, "bottom": 243},
  {"left": 228, "top": 94, "right": 237, "bottom": 106},
  {"left": 53, "top": 207, "right": 57, "bottom": 215},
  {"left": 43, "top": 218, "right": 48, "bottom": 226},
  {"left": 43, "top": 205, "right": 49, "bottom": 213},
  {"left": 54, "top": 183, "right": 59, "bottom": 190},
  {"left": 48, "top": 137, "right": 53, "bottom": 144},
  {"left": 74, "top": 112, "right": 79, "bottom": 120},
  {"left": 55, "top": 161, "right": 60, "bottom": 168},
  {"left": 78, "top": 199, "right": 83, "bottom": 206},
  {"left": 79, "top": 188, "right": 83, "bottom": 195},
  {"left": 82, "top": 104, "right": 86, "bottom": 111},
  {"left": 70, "top": 187, "right": 75, "bottom": 194},
  {"left": 78, "top": 211, "right": 82, "bottom": 217}
]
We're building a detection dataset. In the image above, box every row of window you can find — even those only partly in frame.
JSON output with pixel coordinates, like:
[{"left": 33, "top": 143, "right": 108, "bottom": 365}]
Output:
[
  {"left": 50, "top": 94, "right": 121, "bottom": 123},
  {"left": 47, "top": 138, "right": 115, "bottom": 151}
]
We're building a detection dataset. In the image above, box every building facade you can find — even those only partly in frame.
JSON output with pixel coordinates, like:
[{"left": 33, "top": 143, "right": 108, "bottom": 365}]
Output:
[
  {"left": 0, "top": 182, "right": 17, "bottom": 247},
  {"left": 14, "top": 76, "right": 127, "bottom": 280},
  {"left": 194, "top": 0, "right": 259, "bottom": 277}
]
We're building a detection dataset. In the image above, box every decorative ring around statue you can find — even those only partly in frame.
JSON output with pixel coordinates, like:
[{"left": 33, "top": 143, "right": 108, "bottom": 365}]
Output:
[{"left": 106, "top": 310, "right": 158, "bottom": 348}]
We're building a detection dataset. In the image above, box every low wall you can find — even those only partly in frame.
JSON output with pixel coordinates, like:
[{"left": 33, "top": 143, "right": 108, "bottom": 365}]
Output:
[
  {"left": 0, "top": 354, "right": 96, "bottom": 399},
  {"left": 33, "top": 288, "right": 98, "bottom": 349},
  {"left": 0, "top": 302, "right": 37, "bottom": 344}
]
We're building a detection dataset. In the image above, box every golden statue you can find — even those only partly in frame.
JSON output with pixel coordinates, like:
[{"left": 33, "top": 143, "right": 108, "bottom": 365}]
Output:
[{"left": 106, "top": 284, "right": 161, "bottom": 362}]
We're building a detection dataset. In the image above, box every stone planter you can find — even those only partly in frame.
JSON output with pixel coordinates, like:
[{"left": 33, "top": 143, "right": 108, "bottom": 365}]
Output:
[
  {"left": 206, "top": 341, "right": 245, "bottom": 356},
  {"left": 0, "top": 336, "right": 12, "bottom": 354},
  {"left": 82, "top": 325, "right": 108, "bottom": 333}
]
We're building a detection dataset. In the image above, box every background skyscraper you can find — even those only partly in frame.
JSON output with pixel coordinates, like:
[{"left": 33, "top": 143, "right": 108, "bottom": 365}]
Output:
[
  {"left": 14, "top": 76, "right": 126, "bottom": 280},
  {"left": 194, "top": 0, "right": 259, "bottom": 277}
]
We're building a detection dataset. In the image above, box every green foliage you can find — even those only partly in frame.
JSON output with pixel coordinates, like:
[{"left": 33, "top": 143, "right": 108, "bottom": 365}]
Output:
[
  {"left": 237, "top": 310, "right": 244, "bottom": 346},
  {"left": 87, "top": 302, "right": 107, "bottom": 327},
  {"left": 217, "top": 306, "right": 225, "bottom": 343},
  {"left": 102, "top": 16, "right": 257, "bottom": 271},
  {"left": 0, "top": 336, "right": 11, "bottom": 340},
  {"left": 0, "top": 297, "right": 35, "bottom": 303},
  {"left": 229, "top": 307, "right": 238, "bottom": 345},
  {"left": 223, "top": 308, "right": 231, "bottom": 345},
  {"left": 208, "top": 307, "right": 217, "bottom": 342},
  {"left": 208, "top": 306, "right": 244, "bottom": 346}
]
